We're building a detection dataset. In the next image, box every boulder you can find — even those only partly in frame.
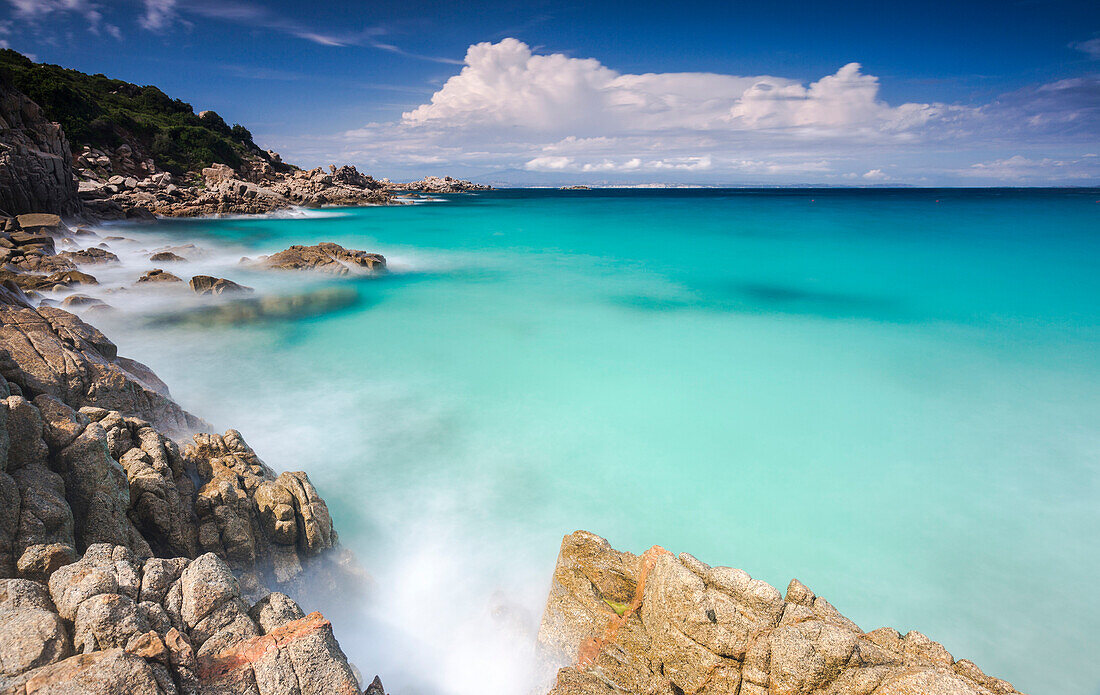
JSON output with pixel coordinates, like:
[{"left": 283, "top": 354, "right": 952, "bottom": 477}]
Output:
[
  {"left": 0, "top": 648, "right": 171, "bottom": 694},
  {"left": 0, "top": 605, "right": 72, "bottom": 676},
  {"left": 136, "top": 269, "right": 182, "bottom": 284},
  {"left": 196, "top": 611, "right": 360, "bottom": 695},
  {"left": 258, "top": 242, "right": 386, "bottom": 275},
  {"left": 148, "top": 252, "right": 185, "bottom": 262},
  {"left": 248, "top": 592, "right": 305, "bottom": 633},
  {"left": 58, "top": 247, "right": 119, "bottom": 265}
]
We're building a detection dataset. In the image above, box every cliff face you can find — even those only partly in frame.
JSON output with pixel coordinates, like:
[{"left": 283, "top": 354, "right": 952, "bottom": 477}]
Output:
[
  {"left": 0, "top": 83, "right": 82, "bottom": 218},
  {"left": 538, "top": 531, "right": 1023, "bottom": 695}
]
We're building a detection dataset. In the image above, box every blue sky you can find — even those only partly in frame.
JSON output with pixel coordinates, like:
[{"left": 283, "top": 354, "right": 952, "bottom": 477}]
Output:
[{"left": 2, "top": 0, "right": 1099, "bottom": 185}]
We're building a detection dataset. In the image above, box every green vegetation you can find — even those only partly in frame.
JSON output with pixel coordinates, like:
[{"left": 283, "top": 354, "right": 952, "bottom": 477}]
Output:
[
  {"left": 0, "top": 49, "right": 284, "bottom": 175},
  {"left": 604, "top": 599, "right": 630, "bottom": 616}
]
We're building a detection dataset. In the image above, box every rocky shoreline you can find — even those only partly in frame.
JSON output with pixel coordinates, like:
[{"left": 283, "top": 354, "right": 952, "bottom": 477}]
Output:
[
  {"left": 0, "top": 214, "right": 1028, "bottom": 695},
  {"left": 0, "top": 210, "right": 391, "bottom": 694},
  {"left": 0, "top": 62, "right": 1026, "bottom": 695},
  {"left": 1, "top": 78, "right": 488, "bottom": 224}
]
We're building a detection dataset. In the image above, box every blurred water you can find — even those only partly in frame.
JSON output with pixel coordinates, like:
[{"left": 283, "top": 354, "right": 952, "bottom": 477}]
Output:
[{"left": 86, "top": 189, "right": 1100, "bottom": 695}]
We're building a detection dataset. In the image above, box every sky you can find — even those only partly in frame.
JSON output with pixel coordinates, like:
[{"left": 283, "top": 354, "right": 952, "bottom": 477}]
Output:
[{"left": 1, "top": 0, "right": 1099, "bottom": 185}]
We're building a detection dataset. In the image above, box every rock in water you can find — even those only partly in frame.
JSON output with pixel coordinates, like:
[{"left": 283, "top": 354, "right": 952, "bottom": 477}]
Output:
[
  {"left": 148, "top": 252, "right": 185, "bottom": 262},
  {"left": 258, "top": 242, "right": 386, "bottom": 275},
  {"left": 538, "top": 531, "right": 1023, "bottom": 695},
  {"left": 136, "top": 269, "right": 182, "bottom": 284},
  {"left": 189, "top": 275, "right": 254, "bottom": 296}
]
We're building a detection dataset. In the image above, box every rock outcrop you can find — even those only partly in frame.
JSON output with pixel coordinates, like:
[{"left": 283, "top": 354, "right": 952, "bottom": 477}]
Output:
[
  {"left": 0, "top": 83, "right": 82, "bottom": 218},
  {"left": 256, "top": 243, "right": 386, "bottom": 275},
  {"left": 80, "top": 162, "right": 393, "bottom": 219},
  {"left": 0, "top": 301, "right": 203, "bottom": 434},
  {"left": 539, "top": 531, "right": 1023, "bottom": 695},
  {"left": 0, "top": 261, "right": 369, "bottom": 692}
]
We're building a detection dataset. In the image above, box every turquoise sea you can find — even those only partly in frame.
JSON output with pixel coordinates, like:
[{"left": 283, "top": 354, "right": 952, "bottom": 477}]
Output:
[{"left": 90, "top": 189, "right": 1098, "bottom": 695}]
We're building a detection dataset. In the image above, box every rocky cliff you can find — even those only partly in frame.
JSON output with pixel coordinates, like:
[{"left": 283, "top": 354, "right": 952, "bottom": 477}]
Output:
[
  {"left": 0, "top": 83, "right": 82, "bottom": 218},
  {"left": 538, "top": 531, "right": 1023, "bottom": 695}
]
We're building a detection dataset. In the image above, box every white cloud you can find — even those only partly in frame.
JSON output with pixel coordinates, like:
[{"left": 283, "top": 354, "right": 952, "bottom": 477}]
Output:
[
  {"left": 525, "top": 156, "right": 573, "bottom": 171},
  {"left": 1070, "top": 37, "right": 1100, "bottom": 60},
  {"left": 963, "top": 155, "right": 1099, "bottom": 181},
  {"left": 139, "top": 0, "right": 176, "bottom": 32},
  {"left": 5, "top": 0, "right": 104, "bottom": 33},
  {"left": 280, "top": 38, "right": 1099, "bottom": 184},
  {"left": 401, "top": 39, "right": 951, "bottom": 140},
  {"left": 525, "top": 155, "right": 713, "bottom": 173}
]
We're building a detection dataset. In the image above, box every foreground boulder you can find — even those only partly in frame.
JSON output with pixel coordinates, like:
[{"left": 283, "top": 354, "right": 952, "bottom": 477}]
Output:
[
  {"left": 0, "top": 299, "right": 369, "bottom": 693},
  {"left": 0, "top": 548, "right": 362, "bottom": 694},
  {"left": 539, "top": 531, "right": 1022, "bottom": 695},
  {"left": 256, "top": 243, "right": 386, "bottom": 275}
]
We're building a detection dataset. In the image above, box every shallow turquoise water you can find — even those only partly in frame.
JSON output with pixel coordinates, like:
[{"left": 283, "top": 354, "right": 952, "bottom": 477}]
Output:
[{"left": 98, "top": 189, "right": 1098, "bottom": 694}]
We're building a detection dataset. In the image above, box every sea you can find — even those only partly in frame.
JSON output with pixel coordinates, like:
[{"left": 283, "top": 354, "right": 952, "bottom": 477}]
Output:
[{"left": 79, "top": 188, "right": 1099, "bottom": 695}]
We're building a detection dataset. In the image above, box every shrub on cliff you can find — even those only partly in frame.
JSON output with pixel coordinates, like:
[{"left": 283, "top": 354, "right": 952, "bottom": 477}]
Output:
[{"left": 0, "top": 49, "right": 279, "bottom": 175}]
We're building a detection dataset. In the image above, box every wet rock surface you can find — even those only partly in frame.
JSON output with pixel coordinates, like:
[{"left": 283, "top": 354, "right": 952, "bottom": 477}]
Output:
[{"left": 538, "top": 531, "right": 1023, "bottom": 695}]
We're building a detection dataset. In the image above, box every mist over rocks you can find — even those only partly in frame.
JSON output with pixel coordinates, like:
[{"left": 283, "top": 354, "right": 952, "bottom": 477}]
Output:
[{"left": 538, "top": 531, "right": 1023, "bottom": 695}]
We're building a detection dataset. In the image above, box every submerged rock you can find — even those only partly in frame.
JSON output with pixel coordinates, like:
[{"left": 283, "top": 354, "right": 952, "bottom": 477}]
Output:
[
  {"left": 155, "top": 287, "right": 359, "bottom": 326},
  {"left": 148, "top": 252, "right": 185, "bottom": 263},
  {"left": 189, "top": 275, "right": 253, "bottom": 296}
]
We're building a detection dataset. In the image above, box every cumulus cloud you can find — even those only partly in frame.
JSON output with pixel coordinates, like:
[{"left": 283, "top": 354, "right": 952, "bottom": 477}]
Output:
[
  {"left": 401, "top": 39, "right": 952, "bottom": 140},
  {"left": 284, "top": 38, "right": 1100, "bottom": 184}
]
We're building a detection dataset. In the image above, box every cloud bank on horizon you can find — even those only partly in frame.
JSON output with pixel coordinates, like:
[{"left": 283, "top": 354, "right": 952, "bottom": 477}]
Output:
[{"left": 318, "top": 39, "right": 1097, "bottom": 184}]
